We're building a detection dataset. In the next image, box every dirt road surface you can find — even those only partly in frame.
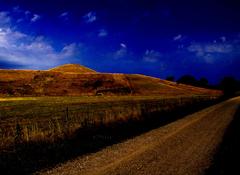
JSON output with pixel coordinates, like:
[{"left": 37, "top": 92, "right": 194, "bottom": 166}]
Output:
[{"left": 38, "top": 97, "right": 240, "bottom": 175}]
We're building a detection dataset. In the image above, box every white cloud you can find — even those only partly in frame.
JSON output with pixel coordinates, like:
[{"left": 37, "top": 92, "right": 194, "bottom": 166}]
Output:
[
  {"left": 98, "top": 29, "right": 108, "bottom": 37},
  {"left": 0, "top": 9, "right": 81, "bottom": 69},
  {"left": 205, "top": 44, "right": 232, "bottom": 53},
  {"left": 59, "top": 12, "right": 69, "bottom": 21},
  {"left": 188, "top": 42, "right": 233, "bottom": 55},
  {"left": 114, "top": 43, "right": 127, "bottom": 59},
  {"left": 61, "top": 43, "right": 79, "bottom": 58},
  {"left": 0, "top": 28, "right": 27, "bottom": 47},
  {"left": 60, "top": 12, "right": 68, "bottom": 17},
  {"left": 11, "top": 7, "right": 41, "bottom": 23},
  {"left": 120, "top": 43, "right": 127, "bottom": 48},
  {"left": 25, "top": 10, "right": 31, "bottom": 16},
  {"left": 0, "top": 11, "right": 11, "bottom": 25},
  {"left": 83, "top": 11, "right": 97, "bottom": 23},
  {"left": 0, "top": 27, "right": 78, "bottom": 68},
  {"left": 220, "top": 36, "right": 226, "bottom": 42},
  {"left": 173, "top": 34, "right": 182, "bottom": 41},
  {"left": 31, "top": 14, "right": 41, "bottom": 22},
  {"left": 188, "top": 43, "right": 205, "bottom": 56},
  {"left": 143, "top": 50, "right": 161, "bottom": 63},
  {"left": 188, "top": 42, "right": 234, "bottom": 63}
]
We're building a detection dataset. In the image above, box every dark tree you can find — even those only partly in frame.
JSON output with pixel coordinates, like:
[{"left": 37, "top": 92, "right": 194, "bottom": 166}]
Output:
[
  {"left": 177, "top": 75, "right": 197, "bottom": 86},
  {"left": 166, "top": 76, "right": 175, "bottom": 82},
  {"left": 198, "top": 77, "right": 209, "bottom": 88},
  {"left": 93, "top": 80, "right": 103, "bottom": 89},
  {"left": 220, "top": 76, "right": 239, "bottom": 97}
]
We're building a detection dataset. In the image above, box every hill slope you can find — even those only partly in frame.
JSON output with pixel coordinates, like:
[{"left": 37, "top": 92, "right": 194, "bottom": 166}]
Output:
[{"left": 0, "top": 64, "right": 222, "bottom": 97}]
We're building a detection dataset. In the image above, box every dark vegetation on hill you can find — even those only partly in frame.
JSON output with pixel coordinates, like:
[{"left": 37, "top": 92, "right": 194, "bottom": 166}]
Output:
[
  {"left": 219, "top": 76, "right": 240, "bottom": 98},
  {"left": 176, "top": 75, "right": 209, "bottom": 88},
  {"left": 166, "top": 75, "right": 240, "bottom": 98}
]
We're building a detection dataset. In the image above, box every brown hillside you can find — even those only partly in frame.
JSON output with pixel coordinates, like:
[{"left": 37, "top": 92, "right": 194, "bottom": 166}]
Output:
[
  {"left": 49, "top": 64, "right": 96, "bottom": 73},
  {"left": 0, "top": 64, "right": 222, "bottom": 97}
]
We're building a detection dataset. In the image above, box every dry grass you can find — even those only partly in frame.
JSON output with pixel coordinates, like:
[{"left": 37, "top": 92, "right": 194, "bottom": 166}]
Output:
[
  {"left": 48, "top": 64, "right": 96, "bottom": 73},
  {"left": 0, "top": 64, "right": 222, "bottom": 97},
  {"left": 38, "top": 97, "right": 240, "bottom": 175},
  {"left": 0, "top": 95, "right": 218, "bottom": 150}
]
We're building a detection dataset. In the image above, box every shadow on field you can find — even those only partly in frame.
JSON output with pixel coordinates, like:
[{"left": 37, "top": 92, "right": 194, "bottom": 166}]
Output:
[
  {"left": 0, "top": 100, "right": 218, "bottom": 175},
  {"left": 205, "top": 105, "right": 240, "bottom": 175}
]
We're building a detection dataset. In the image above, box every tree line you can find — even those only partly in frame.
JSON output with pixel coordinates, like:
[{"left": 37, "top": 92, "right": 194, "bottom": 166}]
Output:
[{"left": 166, "top": 75, "right": 240, "bottom": 98}]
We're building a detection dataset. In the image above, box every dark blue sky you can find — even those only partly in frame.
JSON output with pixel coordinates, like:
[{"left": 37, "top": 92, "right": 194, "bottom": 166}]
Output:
[{"left": 0, "top": 0, "right": 240, "bottom": 84}]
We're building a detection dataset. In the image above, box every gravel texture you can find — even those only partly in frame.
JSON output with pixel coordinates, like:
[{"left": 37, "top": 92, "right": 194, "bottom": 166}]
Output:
[{"left": 38, "top": 97, "right": 240, "bottom": 175}]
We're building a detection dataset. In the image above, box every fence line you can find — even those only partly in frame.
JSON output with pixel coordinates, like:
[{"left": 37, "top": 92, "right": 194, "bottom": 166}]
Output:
[
  {"left": 0, "top": 95, "right": 217, "bottom": 126},
  {"left": 0, "top": 95, "right": 219, "bottom": 147}
]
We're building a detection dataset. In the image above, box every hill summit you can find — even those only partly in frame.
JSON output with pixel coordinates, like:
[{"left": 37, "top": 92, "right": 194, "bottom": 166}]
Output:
[{"left": 49, "top": 64, "right": 96, "bottom": 73}]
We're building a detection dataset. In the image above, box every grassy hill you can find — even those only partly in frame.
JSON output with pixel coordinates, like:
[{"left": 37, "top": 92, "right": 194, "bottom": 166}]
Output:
[
  {"left": 0, "top": 64, "right": 222, "bottom": 97},
  {"left": 49, "top": 64, "right": 96, "bottom": 73}
]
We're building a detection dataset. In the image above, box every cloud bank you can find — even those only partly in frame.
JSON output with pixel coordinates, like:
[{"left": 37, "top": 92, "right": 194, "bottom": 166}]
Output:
[{"left": 0, "top": 11, "right": 79, "bottom": 69}]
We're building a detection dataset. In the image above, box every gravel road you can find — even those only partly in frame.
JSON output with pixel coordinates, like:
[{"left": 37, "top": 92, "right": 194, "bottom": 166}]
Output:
[{"left": 38, "top": 97, "right": 240, "bottom": 175}]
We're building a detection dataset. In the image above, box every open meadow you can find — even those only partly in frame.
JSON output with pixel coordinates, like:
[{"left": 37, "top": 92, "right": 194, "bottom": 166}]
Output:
[{"left": 0, "top": 95, "right": 219, "bottom": 148}]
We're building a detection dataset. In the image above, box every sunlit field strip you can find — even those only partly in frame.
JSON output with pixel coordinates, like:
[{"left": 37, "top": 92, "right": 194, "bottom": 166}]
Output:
[{"left": 0, "top": 95, "right": 219, "bottom": 150}]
